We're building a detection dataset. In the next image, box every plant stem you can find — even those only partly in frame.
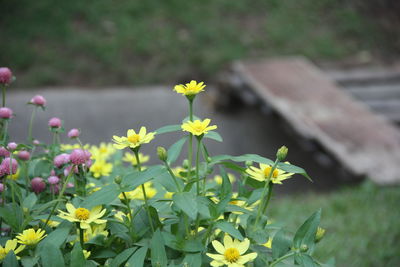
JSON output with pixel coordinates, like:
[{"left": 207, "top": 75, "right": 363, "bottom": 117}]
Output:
[
  {"left": 254, "top": 160, "right": 279, "bottom": 227},
  {"left": 78, "top": 223, "right": 85, "bottom": 248},
  {"left": 195, "top": 138, "right": 202, "bottom": 195},
  {"left": 187, "top": 100, "right": 194, "bottom": 182},
  {"left": 2, "top": 86, "right": 6, "bottom": 107},
  {"left": 269, "top": 252, "right": 295, "bottom": 267},
  {"left": 121, "top": 191, "right": 135, "bottom": 236},
  {"left": 27, "top": 108, "right": 36, "bottom": 143},
  {"left": 164, "top": 162, "right": 182, "bottom": 192},
  {"left": 134, "top": 150, "right": 155, "bottom": 233},
  {"left": 2, "top": 120, "right": 8, "bottom": 145},
  {"left": 44, "top": 168, "right": 74, "bottom": 228}
]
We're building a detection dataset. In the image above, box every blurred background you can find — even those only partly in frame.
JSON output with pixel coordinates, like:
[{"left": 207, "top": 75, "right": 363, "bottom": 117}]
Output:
[{"left": 2, "top": 0, "right": 400, "bottom": 266}]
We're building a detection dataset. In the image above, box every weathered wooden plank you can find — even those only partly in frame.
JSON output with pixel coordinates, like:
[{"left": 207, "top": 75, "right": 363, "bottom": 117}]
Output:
[{"left": 233, "top": 57, "right": 400, "bottom": 184}]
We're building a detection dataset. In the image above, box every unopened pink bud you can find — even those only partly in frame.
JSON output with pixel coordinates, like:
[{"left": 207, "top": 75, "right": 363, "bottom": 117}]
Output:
[
  {"left": 0, "top": 107, "right": 13, "bottom": 119},
  {"left": 48, "top": 117, "right": 62, "bottom": 128},
  {"left": 67, "top": 182, "right": 74, "bottom": 188},
  {"left": 0, "top": 147, "right": 10, "bottom": 157},
  {"left": 18, "top": 150, "right": 30, "bottom": 161},
  {"left": 1, "top": 157, "right": 18, "bottom": 174},
  {"left": 67, "top": 128, "right": 80, "bottom": 139},
  {"left": 47, "top": 175, "right": 60, "bottom": 185},
  {"left": 30, "top": 95, "right": 46, "bottom": 107},
  {"left": 0, "top": 68, "right": 12, "bottom": 85},
  {"left": 53, "top": 153, "right": 70, "bottom": 168},
  {"left": 31, "top": 177, "right": 46, "bottom": 194},
  {"left": 33, "top": 140, "right": 40, "bottom": 145},
  {"left": 7, "top": 142, "right": 17, "bottom": 151}
]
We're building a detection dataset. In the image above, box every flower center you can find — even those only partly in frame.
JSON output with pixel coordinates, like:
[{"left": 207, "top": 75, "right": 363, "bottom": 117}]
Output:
[
  {"left": 100, "top": 147, "right": 108, "bottom": 153},
  {"left": 128, "top": 134, "right": 140, "bottom": 144},
  {"left": 264, "top": 166, "right": 279, "bottom": 178},
  {"left": 75, "top": 208, "right": 90, "bottom": 220},
  {"left": 224, "top": 247, "right": 240, "bottom": 263}
]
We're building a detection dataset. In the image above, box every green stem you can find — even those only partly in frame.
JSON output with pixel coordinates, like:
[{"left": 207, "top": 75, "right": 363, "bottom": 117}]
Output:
[
  {"left": 269, "top": 252, "right": 295, "bottom": 267},
  {"left": 78, "top": 224, "right": 85, "bottom": 248},
  {"left": 2, "top": 120, "right": 8, "bottom": 145},
  {"left": 254, "top": 160, "right": 279, "bottom": 227},
  {"left": 8, "top": 154, "right": 15, "bottom": 205},
  {"left": 164, "top": 162, "right": 182, "bottom": 192},
  {"left": 262, "top": 183, "right": 274, "bottom": 214},
  {"left": 195, "top": 138, "right": 201, "bottom": 196},
  {"left": 134, "top": 150, "right": 155, "bottom": 233},
  {"left": 44, "top": 168, "right": 74, "bottom": 228},
  {"left": 187, "top": 100, "right": 194, "bottom": 181},
  {"left": 27, "top": 108, "right": 36, "bottom": 143},
  {"left": 2, "top": 86, "right": 6, "bottom": 107}
]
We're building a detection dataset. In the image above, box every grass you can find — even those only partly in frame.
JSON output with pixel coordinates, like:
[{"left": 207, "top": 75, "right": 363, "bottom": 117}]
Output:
[
  {"left": 269, "top": 181, "right": 400, "bottom": 267},
  {"left": 0, "top": 0, "right": 379, "bottom": 87}
]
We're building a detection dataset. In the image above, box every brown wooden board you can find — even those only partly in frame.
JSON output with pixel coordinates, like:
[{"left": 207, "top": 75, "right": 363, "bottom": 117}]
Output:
[{"left": 232, "top": 57, "right": 400, "bottom": 184}]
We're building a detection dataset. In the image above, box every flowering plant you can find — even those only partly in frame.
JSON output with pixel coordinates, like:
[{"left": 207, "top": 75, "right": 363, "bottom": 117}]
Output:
[{"left": 0, "top": 72, "right": 331, "bottom": 266}]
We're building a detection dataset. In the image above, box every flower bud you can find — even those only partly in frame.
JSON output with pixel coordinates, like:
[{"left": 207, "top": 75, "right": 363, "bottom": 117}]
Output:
[
  {"left": 300, "top": 244, "right": 308, "bottom": 252},
  {"left": 0, "top": 67, "right": 12, "bottom": 85},
  {"left": 33, "top": 140, "right": 40, "bottom": 145},
  {"left": 48, "top": 117, "right": 62, "bottom": 128},
  {"left": 114, "top": 176, "right": 122, "bottom": 185},
  {"left": 70, "top": 149, "right": 87, "bottom": 165},
  {"left": 1, "top": 157, "right": 18, "bottom": 174},
  {"left": 54, "top": 153, "right": 70, "bottom": 168},
  {"left": 157, "top": 146, "right": 168, "bottom": 161},
  {"left": 276, "top": 146, "right": 288, "bottom": 161},
  {"left": 182, "top": 159, "right": 189, "bottom": 169},
  {"left": 18, "top": 150, "right": 30, "bottom": 161},
  {"left": 0, "top": 147, "right": 10, "bottom": 157},
  {"left": 0, "top": 107, "right": 13, "bottom": 119},
  {"left": 67, "top": 128, "right": 80, "bottom": 139},
  {"left": 47, "top": 175, "right": 60, "bottom": 185},
  {"left": 315, "top": 227, "right": 325, "bottom": 243},
  {"left": 30, "top": 95, "right": 47, "bottom": 107},
  {"left": 7, "top": 142, "right": 17, "bottom": 151},
  {"left": 31, "top": 177, "right": 46, "bottom": 194}
]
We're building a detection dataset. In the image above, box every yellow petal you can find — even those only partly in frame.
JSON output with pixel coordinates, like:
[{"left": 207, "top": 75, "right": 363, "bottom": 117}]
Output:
[{"left": 212, "top": 240, "right": 226, "bottom": 254}]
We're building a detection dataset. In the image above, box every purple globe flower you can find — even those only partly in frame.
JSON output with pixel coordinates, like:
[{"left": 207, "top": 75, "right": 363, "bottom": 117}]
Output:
[
  {"left": 48, "top": 117, "right": 62, "bottom": 128},
  {"left": 0, "top": 107, "right": 13, "bottom": 119},
  {"left": 1, "top": 157, "right": 18, "bottom": 174},
  {"left": 30, "top": 95, "right": 47, "bottom": 107},
  {"left": 47, "top": 175, "right": 60, "bottom": 185},
  {"left": 0, "top": 68, "right": 12, "bottom": 85},
  {"left": 18, "top": 151, "right": 30, "bottom": 161},
  {"left": 31, "top": 177, "right": 46, "bottom": 194},
  {"left": 67, "top": 128, "right": 80, "bottom": 139}
]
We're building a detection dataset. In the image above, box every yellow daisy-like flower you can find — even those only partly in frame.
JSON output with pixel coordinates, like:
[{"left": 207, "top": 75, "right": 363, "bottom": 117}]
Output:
[
  {"left": 164, "top": 191, "right": 174, "bottom": 199},
  {"left": 9, "top": 170, "right": 19, "bottom": 180},
  {"left": 61, "top": 143, "right": 90, "bottom": 151},
  {"left": 122, "top": 152, "right": 150, "bottom": 166},
  {"left": 82, "top": 224, "right": 108, "bottom": 243},
  {"left": 214, "top": 173, "right": 236, "bottom": 185},
  {"left": 114, "top": 210, "right": 131, "bottom": 222},
  {"left": 172, "top": 166, "right": 186, "bottom": 179},
  {"left": 174, "top": 80, "right": 206, "bottom": 96},
  {"left": 89, "top": 160, "right": 113, "bottom": 178},
  {"left": 58, "top": 204, "right": 107, "bottom": 229},
  {"left": 119, "top": 182, "right": 157, "bottom": 200},
  {"left": 206, "top": 235, "right": 257, "bottom": 267},
  {"left": 16, "top": 228, "right": 46, "bottom": 246},
  {"left": 90, "top": 143, "right": 116, "bottom": 161},
  {"left": 0, "top": 239, "right": 25, "bottom": 261},
  {"left": 181, "top": 119, "right": 217, "bottom": 136},
  {"left": 245, "top": 163, "right": 294, "bottom": 184},
  {"left": 228, "top": 193, "right": 260, "bottom": 215},
  {"left": 41, "top": 219, "right": 60, "bottom": 228},
  {"left": 112, "top": 127, "right": 155, "bottom": 150}
]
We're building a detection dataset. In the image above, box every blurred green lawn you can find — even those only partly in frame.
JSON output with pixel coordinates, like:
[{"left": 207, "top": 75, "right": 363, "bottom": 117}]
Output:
[
  {"left": 0, "top": 0, "right": 379, "bottom": 87},
  {"left": 269, "top": 181, "right": 400, "bottom": 267}
]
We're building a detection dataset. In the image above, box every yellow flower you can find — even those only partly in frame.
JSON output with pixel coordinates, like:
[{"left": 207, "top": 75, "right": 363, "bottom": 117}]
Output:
[
  {"left": 90, "top": 160, "right": 113, "bottom": 178},
  {"left": 174, "top": 80, "right": 206, "bottom": 96},
  {"left": 41, "top": 219, "right": 60, "bottom": 228},
  {"left": 61, "top": 143, "right": 90, "bottom": 151},
  {"left": 86, "top": 183, "right": 101, "bottom": 194},
  {"left": 263, "top": 237, "right": 273, "bottom": 249},
  {"left": 83, "top": 224, "right": 108, "bottom": 243},
  {"left": 16, "top": 228, "right": 46, "bottom": 246},
  {"left": 112, "top": 127, "right": 155, "bottom": 150},
  {"left": 245, "top": 163, "right": 293, "bottom": 184},
  {"left": 214, "top": 173, "right": 236, "bottom": 185},
  {"left": 315, "top": 227, "right": 326, "bottom": 242},
  {"left": 9, "top": 170, "right": 19, "bottom": 180},
  {"left": 119, "top": 182, "right": 157, "bottom": 200},
  {"left": 58, "top": 204, "right": 107, "bottom": 229},
  {"left": 114, "top": 210, "right": 131, "bottom": 222},
  {"left": 172, "top": 166, "right": 186, "bottom": 179},
  {"left": 89, "top": 143, "right": 116, "bottom": 160},
  {"left": 83, "top": 250, "right": 91, "bottom": 259},
  {"left": 228, "top": 193, "right": 260, "bottom": 215},
  {"left": 0, "top": 239, "right": 25, "bottom": 261},
  {"left": 122, "top": 152, "right": 150, "bottom": 166},
  {"left": 164, "top": 191, "right": 174, "bottom": 199},
  {"left": 181, "top": 119, "right": 217, "bottom": 136},
  {"left": 206, "top": 235, "right": 257, "bottom": 267}
]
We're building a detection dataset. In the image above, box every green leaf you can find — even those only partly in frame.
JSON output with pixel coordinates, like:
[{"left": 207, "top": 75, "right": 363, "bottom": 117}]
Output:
[
  {"left": 81, "top": 184, "right": 120, "bottom": 209},
  {"left": 121, "top": 165, "right": 166, "bottom": 191},
  {"left": 40, "top": 243, "right": 65, "bottom": 267},
  {"left": 215, "top": 221, "right": 243, "bottom": 240},
  {"left": 38, "top": 221, "right": 72, "bottom": 249},
  {"left": 293, "top": 209, "right": 321, "bottom": 252},
  {"left": 196, "top": 196, "right": 211, "bottom": 218},
  {"left": 29, "top": 158, "right": 53, "bottom": 178},
  {"left": 109, "top": 247, "right": 137, "bottom": 267},
  {"left": 173, "top": 192, "right": 198, "bottom": 220},
  {"left": 155, "top": 124, "right": 181, "bottom": 134},
  {"left": 22, "top": 193, "right": 38, "bottom": 210},
  {"left": 0, "top": 203, "right": 24, "bottom": 232},
  {"left": 296, "top": 253, "right": 317, "bottom": 267},
  {"left": 126, "top": 246, "right": 148, "bottom": 267},
  {"left": 3, "top": 251, "right": 18, "bottom": 267},
  {"left": 167, "top": 136, "right": 188, "bottom": 164},
  {"left": 204, "top": 131, "right": 223, "bottom": 142},
  {"left": 277, "top": 162, "right": 312, "bottom": 181},
  {"left": 219, "top": 167, "right": 232, "bottom": 200},
  {"left": 21, "top": 256, "right": 39, "bottom": 267},
  {"left": 272, "top": 230, "right": 292, "bottom": 259},
  {"left": 70, "top": 243, "right": 86, "bottom": 266},
  {"left": 150, "top": 229, "right": 168, "bottom": 267},
  {"left": 182, "top": 253, "right": 202, "bottom": 267}
]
